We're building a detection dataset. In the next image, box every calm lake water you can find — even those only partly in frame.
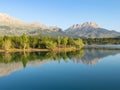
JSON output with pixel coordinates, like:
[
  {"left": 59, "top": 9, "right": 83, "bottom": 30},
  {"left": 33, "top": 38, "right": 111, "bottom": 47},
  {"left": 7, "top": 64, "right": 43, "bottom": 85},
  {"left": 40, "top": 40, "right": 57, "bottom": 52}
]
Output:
[
  {"left": 85, "top": 44, "right": 120, "bottom": 49},
  {"left": 0, "top": 48, "right": 120, "bottom": 90}
]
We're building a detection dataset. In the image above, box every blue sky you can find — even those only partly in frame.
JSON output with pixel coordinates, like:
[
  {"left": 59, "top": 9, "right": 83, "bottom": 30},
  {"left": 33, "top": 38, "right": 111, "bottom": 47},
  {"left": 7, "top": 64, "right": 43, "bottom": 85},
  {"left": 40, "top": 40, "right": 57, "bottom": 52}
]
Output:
[{"left": 0, "top": 0, "right": 120, "bottom": 31}]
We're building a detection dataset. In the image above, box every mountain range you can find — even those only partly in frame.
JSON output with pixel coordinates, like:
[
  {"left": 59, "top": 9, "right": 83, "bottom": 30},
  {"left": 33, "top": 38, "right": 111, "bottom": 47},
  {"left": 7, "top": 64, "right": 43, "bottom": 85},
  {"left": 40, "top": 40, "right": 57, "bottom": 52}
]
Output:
[{"left": 0, "top": 13, "right": 120, "bottom": 38}]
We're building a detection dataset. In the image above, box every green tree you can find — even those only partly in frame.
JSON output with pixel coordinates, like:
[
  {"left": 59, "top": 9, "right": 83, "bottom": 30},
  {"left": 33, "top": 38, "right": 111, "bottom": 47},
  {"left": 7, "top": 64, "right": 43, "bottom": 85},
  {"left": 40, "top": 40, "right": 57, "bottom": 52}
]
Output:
[
  {"left": 75, "top": 38, "right": 84, "bottom": 49},
  {"left": 21, "top": 33, "right": 29, "bottom": 51},
  {"left": 11, "top": 36, "right": 22, "bottom": 49},
  {"left": 2, "top": 36, "right": 12, "bottom": 50},
  {"left": 0, "top": 37, "right": 3, "bottom": 49},
  {"left": 29, "top": 36, "right": 38, "bottom": 48},
  {"left": 68, "top": 37, "right": 75, "bottom": 46},
  {"left": 3, "top": 39, "right": 12, "bottom": 50},
  {"left": 61, "top": 37, "right": 68, "bottom": 47},
  {"left": 45, "top": 41, "right": 57, "bottom": 50},
  {"left": 57, "top": 36, "right": 61, "bottom": 48}
]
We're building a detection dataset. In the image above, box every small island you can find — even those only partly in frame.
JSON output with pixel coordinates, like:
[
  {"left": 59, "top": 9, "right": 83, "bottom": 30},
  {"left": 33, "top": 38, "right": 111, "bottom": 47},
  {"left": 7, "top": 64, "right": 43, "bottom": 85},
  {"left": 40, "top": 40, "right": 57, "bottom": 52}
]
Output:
[{"left": 0, "top": 33, "right": 84, "bottom": 52}]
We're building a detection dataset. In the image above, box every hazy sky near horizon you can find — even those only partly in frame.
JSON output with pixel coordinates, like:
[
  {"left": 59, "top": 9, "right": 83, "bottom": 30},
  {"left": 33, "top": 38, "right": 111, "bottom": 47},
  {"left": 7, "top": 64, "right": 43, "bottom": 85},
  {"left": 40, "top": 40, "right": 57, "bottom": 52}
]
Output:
[{"left": 0, "top": 0, "right": 120, "bottom": 31}]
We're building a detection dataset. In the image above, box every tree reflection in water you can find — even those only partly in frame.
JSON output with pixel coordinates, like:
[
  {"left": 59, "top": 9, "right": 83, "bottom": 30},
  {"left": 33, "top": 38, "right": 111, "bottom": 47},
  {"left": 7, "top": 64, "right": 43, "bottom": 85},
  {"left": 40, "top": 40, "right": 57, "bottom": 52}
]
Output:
[
  {"left": 0, "top": 49, "right": 120, "bottom": 77},
  {"left": 0, "top": 49, "right": 120, "bottom": 66}
]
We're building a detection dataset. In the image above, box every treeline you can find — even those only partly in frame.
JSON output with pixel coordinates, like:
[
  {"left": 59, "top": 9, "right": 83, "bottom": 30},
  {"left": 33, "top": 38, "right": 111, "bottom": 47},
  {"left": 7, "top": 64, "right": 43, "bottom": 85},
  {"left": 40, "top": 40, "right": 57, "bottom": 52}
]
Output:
[
  {"left": 82, "top": 38, "right": 120, "bottom": 45},
  {"left": 0, "top": 33, "right": 84, "bottom": 50}
]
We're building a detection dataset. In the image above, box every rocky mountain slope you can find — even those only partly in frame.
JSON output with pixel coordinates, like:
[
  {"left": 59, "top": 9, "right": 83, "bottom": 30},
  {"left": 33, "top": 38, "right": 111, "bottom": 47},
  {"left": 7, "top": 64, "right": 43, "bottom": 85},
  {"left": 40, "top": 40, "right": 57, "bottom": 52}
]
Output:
[
  {"left": 65, "top": 22, "right": 120, "bottom": 38},
  {"left": 0, "top": 14, "right": 63, "bottom": 36},
  {"left": 0, "top": 14, "right": 120, "bottom": 38}
]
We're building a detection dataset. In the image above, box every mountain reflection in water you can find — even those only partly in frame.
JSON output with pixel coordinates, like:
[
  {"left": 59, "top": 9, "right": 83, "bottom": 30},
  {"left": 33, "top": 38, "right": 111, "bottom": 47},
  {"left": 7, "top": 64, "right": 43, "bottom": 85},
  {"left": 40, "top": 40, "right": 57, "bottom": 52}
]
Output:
[{"left": 0, "top": 49, "right": 120, "bottom": 77}]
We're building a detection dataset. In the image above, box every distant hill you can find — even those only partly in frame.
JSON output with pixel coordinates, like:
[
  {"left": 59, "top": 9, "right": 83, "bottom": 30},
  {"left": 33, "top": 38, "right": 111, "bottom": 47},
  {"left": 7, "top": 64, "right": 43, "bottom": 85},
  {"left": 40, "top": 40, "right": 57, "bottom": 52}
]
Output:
[{"left": 0, "top": 14, "right": 120, "bottom": 38}]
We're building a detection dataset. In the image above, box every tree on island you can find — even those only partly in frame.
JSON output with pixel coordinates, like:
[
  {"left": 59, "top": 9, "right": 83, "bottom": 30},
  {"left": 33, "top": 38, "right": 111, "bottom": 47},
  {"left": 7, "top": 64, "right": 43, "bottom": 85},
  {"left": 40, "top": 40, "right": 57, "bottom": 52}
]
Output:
[
  {"left": 21, "top": 33, "right": 29, "bottom": 51},
  {"left": 2, "top": 36, "right": 12, "bottom": 50},
  {"left": 61, "top": 37, "right": 68, "bottom": 48}
]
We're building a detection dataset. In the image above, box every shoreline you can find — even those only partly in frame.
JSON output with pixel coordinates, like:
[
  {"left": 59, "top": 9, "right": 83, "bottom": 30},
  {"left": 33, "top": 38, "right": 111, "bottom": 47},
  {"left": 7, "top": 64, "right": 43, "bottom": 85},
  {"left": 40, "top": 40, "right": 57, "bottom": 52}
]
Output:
[
  {"left": 0, "top": 47, "right": 78, "bottom": 53},
  {"left": 0, "top": 47, "right": 120, "bottom": 53},
  {"left": 0, "top": 49, "right": 49, "bottom": 53}
]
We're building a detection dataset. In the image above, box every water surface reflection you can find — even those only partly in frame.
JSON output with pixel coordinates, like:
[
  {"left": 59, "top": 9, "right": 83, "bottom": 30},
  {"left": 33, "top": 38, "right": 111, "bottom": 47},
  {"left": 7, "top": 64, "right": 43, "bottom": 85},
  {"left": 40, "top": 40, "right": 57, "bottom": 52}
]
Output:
[{"left": 0, "top": 49, "right": 120, "bottom": 77}]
